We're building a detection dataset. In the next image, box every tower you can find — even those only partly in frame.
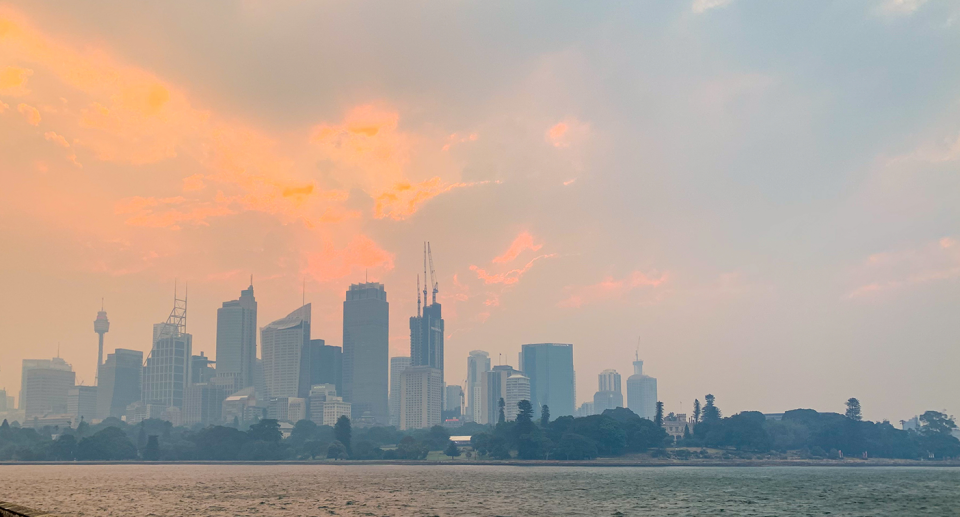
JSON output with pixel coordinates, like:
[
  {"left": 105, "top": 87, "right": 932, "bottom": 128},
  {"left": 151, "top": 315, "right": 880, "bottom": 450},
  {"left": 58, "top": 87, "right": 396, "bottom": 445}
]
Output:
[
  {"left": 343, "top": 282, "right": 389, "bottom": 424},
  {"left": 94, "top": 301, "right": 109, "bottom": 385}
]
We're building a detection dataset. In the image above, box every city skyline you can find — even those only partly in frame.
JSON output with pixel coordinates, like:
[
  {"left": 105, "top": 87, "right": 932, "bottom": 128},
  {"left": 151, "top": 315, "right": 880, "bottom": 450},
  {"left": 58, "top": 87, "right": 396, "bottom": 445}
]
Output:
[{"left": 2, "top": 2, "right": 959, "bottom": 424}]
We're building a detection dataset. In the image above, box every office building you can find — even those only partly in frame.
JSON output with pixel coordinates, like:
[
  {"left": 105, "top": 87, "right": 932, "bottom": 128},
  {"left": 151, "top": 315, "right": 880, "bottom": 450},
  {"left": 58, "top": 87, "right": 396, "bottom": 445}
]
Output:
[
  {"left": 96, "top": 349, "right": 143, "bottom": 420},
  {"left": 215, "top": 283, "right": 258, "bottom": 391},
  {"left": 305, "top": 339, "right": 342, "bottom": 396},
  {"left": 576, "top": 401, "right": 595, "bottom": 417},
  {"left": 183, "top": 383, "right": 229, "bottom": 426},
  {"left": 626, "top": 358, "right": 657, "bottom": 420},
  {"left": 308, "top": 384, "right": 350, "bottom": 426},
  {"left": 480, "top": 365, "right": 517, "bottom": 425},
  {"left": 191, "top": 352, "right": 215, "bottom": 384},
  {"left": 143, "top": 292, "right": 192, "bottom": 411},
  {"left": 593, "top": 390, "right": 623, "bottom": 414},
  {"left": 389, "top": 356, "right": 411, "bottom": 426},
  {"left": 466, "top": 350, "right": 490, "bottom": 423},
  {"left": 261, "top": 304, "right": 311, "bottom": 399},
  {"left": 399, "top": 366, "right": 442, "bottom": 430},
  {"left": 598, "top": 369, "right": 621, "bottom": 393},
  {"left": 0, "top": 388, "right": 7, "bottom": 412},
  {"left": 67, "top": 386, "right": 97, "bottom": 423},
  {"left": 21, "top": 358, "right": 76, "bottom": 419},
  {"left": 505, "top": 372, "right": 531, "bottom": 422},
  {"left": 521, "top": 343, "right": 576, "bottom": 419},
  {"left": 287, "top": 397, "right": 307, "bottom": 423},
  {"left": 221, "top": 387, "right": 259, "bottom": 423},
  {"left": 342, "top": 282, "right": 389, "bottom": 424},
  {"left": 444, "top": 384, "right": 463, "bottom": 416}
]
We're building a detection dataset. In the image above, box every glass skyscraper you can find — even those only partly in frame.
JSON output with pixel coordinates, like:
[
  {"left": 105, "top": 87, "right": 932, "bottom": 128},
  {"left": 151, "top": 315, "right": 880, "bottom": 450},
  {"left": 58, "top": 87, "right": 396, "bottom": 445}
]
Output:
[
  {"left": 520, "top": 343, "right": 576, "bottom": 419},
  {"left": 342, "top": 282, "right": 389, "bottom": 424}
]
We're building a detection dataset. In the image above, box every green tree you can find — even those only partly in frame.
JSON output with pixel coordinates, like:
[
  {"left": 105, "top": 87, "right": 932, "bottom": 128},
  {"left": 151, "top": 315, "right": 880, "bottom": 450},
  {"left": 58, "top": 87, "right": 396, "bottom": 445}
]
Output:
[
  {"left": 444, "top": 440, "right": 461, "bottom": 458},
  {"left": 143, "top": 435, "right": 160, "bottom": 461},
  {"left": 845, "top": 398, "right": 862, "bottom": 421},
  {"left": 50, "top": 434, "right": 77, "bottom": 461},
  {"left": 693, "top": 399, "right": 701, "bottom": 424},
  {"left": 76, "top": 419, "right": 90, "bottom": 439},
  {"left": 540, "top": 405, "right": 551, "bottom": 427},
  {"left": 288, "top": 419, "right": 320, "bottom": 446},
  {"left": 77, "top": 427, "right": 137, "bottom": 461},
  {"left": 498, "top": 398, "right": 506, "bottom": 425},
  {"left": 191, "top": 425, "right": 249, "bottom": 460},
  {"left": 136, "top": 422, "right": 147, "bottom": 451},
  {"left": 919, "top": 411, "right": 958, "bottom": 436},
  {"left": 654, "top": 401, "right": 664, "bottom": 428},
  {"left": 303, "top": 440, "right": 328, "bottom": 459},
  {"left": 702, "top": 394, "right": 720, "bottom": 422},
  {"left": 247, "top": 419, "right": 282, "bottom": 443},
  {"left": 327, "top": 440, "right": 348, "bottom": 459},
  {"left": 334, "top": 416, "right": 352, "bottom": 456},
  {"left": 352, "top": 440, "right": 383, "bottom": 460},
  {"left": 554, "top": 433, "right": 598, "bottom": 460}
]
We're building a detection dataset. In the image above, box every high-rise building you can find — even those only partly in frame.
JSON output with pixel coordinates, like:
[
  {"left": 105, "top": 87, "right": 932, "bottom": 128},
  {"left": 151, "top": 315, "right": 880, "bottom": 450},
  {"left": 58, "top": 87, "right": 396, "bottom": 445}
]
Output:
[
  {"left": 480, "top": 365, "right": 517, "bottom": 425},
  {"left": 466, "top": 350, "right": 490, "bottom": 423},
  {"left": 143, "top": 290, "right": 192, "bottom": 412},
  {"left": 627, "top": 359, "right": 657, "bottom": 420},
  {"left": 93, "top": 304, "right": 109, "bottom": 386},
  {"left": 308, "top": 384, "right": 350, "bottom": 426},
  {"left": 389, "top": 356, "right": 411, "bottom": 427},
  {"left": 593, "top": 390, "right": 623, "bottom": 414},
  {"left": 521, "top": 343, "right": 576, "bottom": 419},
  {"left": 399, "top": 366, "right": 442, "bottom": 430},
  {"left": 305, "top": 339, "right": 342, "bottom": 396},
  {"left": 215, "top": 283, "right": 257, "bottom": 391},
  {"left": 96, "top": 349, "right": 143, "bottom": 420},
  {"left": 598, "top": 369, "right": 621, "bottom": 393},
  {"left": 191, "top": 352, "right": 216, "bottom": 384},
  {"left": 505, "top": 373, "right": 531, "bottom": 422},
  {"left": 67, "top": 386, "right": 98, "bottom": 423},
  {"left": 342, "top": 282, "right": 389, "bottom": 424},
  {"left": 410, "top": 244, "right": 444, "bottom": 380},
  {"left": 575, "top": 401, "right": 595, "bottom": 417},
  {"left": 261, "top": 304, "right": 311, "bottom": 399},
  {"left": 21, "top": 358, "right": 76, "bottom": 419},
  {"left": 0, "top": 388, "right": 7, "bottom": 412},
  {"left": 183, "top": 383, "right": 229, "bottom": 426}
]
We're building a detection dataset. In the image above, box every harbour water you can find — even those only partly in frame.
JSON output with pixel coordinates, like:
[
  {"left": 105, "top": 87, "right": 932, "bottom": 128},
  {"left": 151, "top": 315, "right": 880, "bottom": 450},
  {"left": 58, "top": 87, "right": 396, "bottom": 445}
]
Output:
[{"left": 1, "top": 465, "right": 958, "bottom": 516}]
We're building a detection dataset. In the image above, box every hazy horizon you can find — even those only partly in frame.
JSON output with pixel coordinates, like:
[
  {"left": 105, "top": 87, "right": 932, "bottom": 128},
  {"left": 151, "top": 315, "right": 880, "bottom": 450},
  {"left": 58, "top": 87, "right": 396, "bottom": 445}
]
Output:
[{"left": 2, "top": 0, "right": 959, "bottom": 423}]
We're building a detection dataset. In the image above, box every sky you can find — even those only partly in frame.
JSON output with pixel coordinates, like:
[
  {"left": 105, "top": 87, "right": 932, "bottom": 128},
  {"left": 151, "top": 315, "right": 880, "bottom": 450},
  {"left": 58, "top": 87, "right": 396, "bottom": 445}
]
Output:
[{"left": 1, "top": 0, "right": 958, "bottom": 422}]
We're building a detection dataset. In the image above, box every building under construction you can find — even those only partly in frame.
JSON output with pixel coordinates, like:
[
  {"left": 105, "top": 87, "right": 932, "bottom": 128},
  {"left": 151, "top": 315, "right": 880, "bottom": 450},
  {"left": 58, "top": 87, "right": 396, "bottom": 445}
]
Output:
[
  {"left": 142, "top": 285, "right": 192, "bottom": 413},
  {"left": 410, "top": 242, "right": 444, "bottom": 382}
]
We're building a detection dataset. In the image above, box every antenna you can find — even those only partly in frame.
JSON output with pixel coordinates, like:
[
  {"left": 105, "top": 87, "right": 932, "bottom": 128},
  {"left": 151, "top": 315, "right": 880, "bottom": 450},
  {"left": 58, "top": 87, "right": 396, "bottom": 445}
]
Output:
[
  {"left": 636, "top": 336, "right": 641, "bottom": 362},
  {"left": 423, "top": 242, "right": 428, "bottom": 307},
  {"left": 250, "top": 274, "right": 253, "bottom": 287},
  {"left": 302, "top": 278, "right": 305, "bottom": 307},
  {"left": 101, "top": 297, "right": 104, "bottom": 311},
  {"left": 417, "top": 274, "right": 422, "bottom": 317},
  {"left": 428, "top": 242, "right": 438, "bottom": 305}
]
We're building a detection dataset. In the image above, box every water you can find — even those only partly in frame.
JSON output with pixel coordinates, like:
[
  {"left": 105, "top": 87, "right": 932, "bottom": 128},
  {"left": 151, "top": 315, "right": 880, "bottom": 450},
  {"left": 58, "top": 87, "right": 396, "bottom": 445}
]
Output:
[{"left": 1, "top": 465, "right": 958, "bottom": 516}]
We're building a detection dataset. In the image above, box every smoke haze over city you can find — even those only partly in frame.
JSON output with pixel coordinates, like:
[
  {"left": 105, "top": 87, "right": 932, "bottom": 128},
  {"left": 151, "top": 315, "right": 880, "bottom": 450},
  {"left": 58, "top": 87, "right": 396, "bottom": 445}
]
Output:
[{"left": 2, "top": 0, "right": 959, "bottom": 425}]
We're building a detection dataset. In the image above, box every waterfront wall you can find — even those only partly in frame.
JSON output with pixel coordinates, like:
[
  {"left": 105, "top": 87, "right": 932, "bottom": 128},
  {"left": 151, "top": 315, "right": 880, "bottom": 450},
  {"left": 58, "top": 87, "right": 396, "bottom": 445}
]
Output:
[{"left": 0, "top": 502, "right": 56, "bottom": 517}]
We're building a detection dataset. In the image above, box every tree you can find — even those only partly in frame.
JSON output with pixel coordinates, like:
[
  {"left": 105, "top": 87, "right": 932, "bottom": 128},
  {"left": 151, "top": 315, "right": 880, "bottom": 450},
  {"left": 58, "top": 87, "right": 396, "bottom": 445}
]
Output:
[
  {"left": 334, "top": 416, "right": 352, "bottom": 456},
  {"left": 143, "top": 435, "right": 160, "bottom": 461},
  {"left": 247, "top": 419, "right": 282, "bottom": 443},
  {"left": 498, "top": 398, "right": 506, "bottom": 425},
  {"left": 137, "top": 422, "right": 147, "bottom": 451},
  {"left": 693, "top": 399, "right": 701, "bottom": 425},
  {"left": 444, "top": 440, "right": 461, "bottom": 458},
  {"left": 327, "top": 440, "right": 348, "bottom": 460},
  {"left": 682, "top": 425, "right": 691, "bottom": 441},
  {"left": 288, "top": 419, "right": 320, "bottom": 445},
  {"left": 540, "top": 405, "right": 551, "bottom": 427},
  {"left": 845, "top": 398, "right": 862, "bottom": 421},
  {"left": 919, "top": 411, "right": 958, "bottom": 436},
  {"left": 654, "top": 401, "right": 664, "bottom": 428},
  {"left": 554, "top": 433, "right": 598, "bottom": 460},
  {"left": 303, "top": 440, "right": 328, "bottom": 459},
  {"left": 192, "top": 426, "right": 250, "bottom": 460},
  {"left": 76, "top": 419, "right": 90, "bottom": 439},
  {"left": 77, "top": 427, "right": 137, "bottom": 461},
  {"left": 50, "top": 434, "right": 77, "bottom": 461},
  {"left": 702, "top": 394, "right": 720, "bottom": 422}
]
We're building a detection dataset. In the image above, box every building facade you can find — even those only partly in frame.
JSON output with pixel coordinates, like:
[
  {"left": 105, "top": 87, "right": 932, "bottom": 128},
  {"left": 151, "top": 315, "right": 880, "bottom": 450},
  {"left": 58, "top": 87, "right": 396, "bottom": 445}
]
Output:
[
  {"left": 626, "top": 359, "right": 657, "bottom": 420},
  {"left": 598, "top": 369, "right": 621, "bottom": 393},
  {"left": 96, "top": 348, "right": 143, "bottom": 420},
  {"left": 67, "top": 386, "right": 97, "bottom": 423},
  {"left": 342, "top": 282, "right": 389, "bottom": 424},
  {"left": 143, "top": 323, "right": 192, "bottom": 411},
  {"left": 593, "top": 390, "right": 624, "bottom": 414},
  {"left": 261, "top": 304, "right": 311, "bottom": 399},
  {"left": 21, "top": 358, "right": 76, "bottom": 419},
  {"left": 479, "top": 365, "right": 517, "bottom": 425},
  {"left": 504, "top": 373, "right": 531, "bottom": 422},
  {"left": 466, "top": 350, "right": 490, "bottom": 423},
  {"left": 306, "top": 339, "right": 342, "bottom": 397},
  {"left": 399, "top": 366, "right": 442, "bottom": 430},
  {"left": 389, "top": 356, "right": 411, "bottom": 427},
  {"left": 215, "top": 284, "right": 258, "bottom": 391},
  {"left": 520, "top": 343, "right": 576, "bottom": 419}
]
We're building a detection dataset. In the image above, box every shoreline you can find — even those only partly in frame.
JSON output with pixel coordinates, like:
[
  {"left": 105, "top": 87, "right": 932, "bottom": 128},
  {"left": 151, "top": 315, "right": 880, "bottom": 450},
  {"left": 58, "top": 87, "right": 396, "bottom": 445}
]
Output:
[{"left": 1, "top": 459, "right": 958, "bottom": 467}]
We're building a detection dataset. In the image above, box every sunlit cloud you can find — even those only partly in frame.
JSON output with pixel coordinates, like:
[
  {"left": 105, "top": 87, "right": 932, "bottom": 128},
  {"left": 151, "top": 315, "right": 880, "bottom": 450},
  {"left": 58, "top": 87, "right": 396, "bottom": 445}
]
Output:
[
  {"left": 847, "top": 237, "right": 960, "bottom": 299},
  {"left": 373, "top": 178, "right": 491, "bottom": 220},
  {"left": 545, "top": 118, "right": 589, "bottom": 148},
  {"left": 877, "top": 0, "right": 928, "bottom": 16},
  {"left": 470, "top": 254, "right": 557, "bottom": 285},
  {"left": 492, "top": 231, "right": 543, "bottom": 264},
  {"left": 303, "top": 234, "right": 395, "bottom": 282},
  {"left": 559, "top": 269, "right": 668, "bottom": 308},
  {"left": 441, "top": 131, "right": 478, "bottom": 151},
  {"left": 692, "top": 0, "right": 734, "bottom": 14},
  {"left": 17, "top": 102, "right": 40, "bottom": 125},
  {"left": 43, "top": 131, "right": 69, "bottom": 147},
  {"left": 0, "top": 65, "right": 32, "bottom": 96}
]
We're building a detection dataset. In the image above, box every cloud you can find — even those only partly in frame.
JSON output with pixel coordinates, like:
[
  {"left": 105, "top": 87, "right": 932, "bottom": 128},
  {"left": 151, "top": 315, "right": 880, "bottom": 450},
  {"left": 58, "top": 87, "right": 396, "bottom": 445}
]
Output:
[
  {"left": 545, "top": 118, "right": 590, "bottom": 148},
  {"left": 877, "top": 0, "right": 928, "bottom": 16},
  {"left": 373, "top": 178, "right": 491, "bottom": 220},
  {"left": 441, "top": 131, "right": 478, "bottom": 151},
  {"left": 0, "top": 66, "right": 32, "bottom": 96},
  {"left": 17, "top": 102, "right": 40, "bottom": 125},
  {"left": 181, "top": 174, "right": 206, "bottom": 192},
  {"left": 692, "top": 0, "right": 733, "bottom": 14},
  {"left": 492, "top": 231, "right": 543, "bottom": 264},
  {"left": 303, "top": 234, "right": 395, "bottom": 282},
  {"left": 0, "top": 100, "right": 8, "bottom": 112},
  {"left": 470, "top": 253, "right": 556, "bottom": 285},
  {"left": 43, "top": 131, "right": 69, "bottom": 147},
  {"left": 847, "top": 237, "right": 960, "bottom": 299},
  {"left": 559, "top": 269, "right": 667, "bottom": 308}
]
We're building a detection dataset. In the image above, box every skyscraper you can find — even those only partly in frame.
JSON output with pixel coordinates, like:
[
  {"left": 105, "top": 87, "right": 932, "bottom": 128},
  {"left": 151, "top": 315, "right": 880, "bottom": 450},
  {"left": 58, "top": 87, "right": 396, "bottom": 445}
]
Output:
[
  {"left": 505, "top": 372, "right": 531, "bottom": 422},
  {"left": 598, "top": 369, "right": 621, "bottom": 393},
  {"left": 191, "top": 352, "right": 215, "bottom": 384},
  {"left": 389, "top": 356, "right": 411, "bottom": 426},
  {"left": 480, "top": 365, "right": 517, "bottom": 425},
  {"left": 342, "top": 282, "right": 389, "bottom": 424},
  {"left": 305, "top": 339, "right": 342, "bottom": 396},
  {"left": 93, "top": 304, "right": 109, "bottom": 385},
  {"left": 261, "top": 304, "right": 311, "bottom": 399},
  {"left": 627, "top": 358, "right": 657, "bottom": 420},
  {"left": 399, "top": 366, "right": 442, "bottom": 430},
  {"left": 466, "top": 350, "right": 490, "bottom": 423},
  {"left": 67, "top": 386, "right": 98, "bottom": 423},
  {"left": 520, "top": 343, "right": 576, "bottom": 419},
  {"left": 21, "top": 358, "right": 75, "bottom": 419},
  {"left": 143, "top": 292, "right": 192, "bottom": 412},
  {"left": 443, "top": 384, "right": 463, "bottom": 417},
  {"left": 410, "top": 244, "right": 444, "bottom": 379},
  {"left": 96, "top": 348, "right": 143, "bottom": 420},
  {"left": 215, "top": 283, "right": 257, "bottom": 391},
  {"left": 594, "top": 368, "right": 623, "bottom": 414}
]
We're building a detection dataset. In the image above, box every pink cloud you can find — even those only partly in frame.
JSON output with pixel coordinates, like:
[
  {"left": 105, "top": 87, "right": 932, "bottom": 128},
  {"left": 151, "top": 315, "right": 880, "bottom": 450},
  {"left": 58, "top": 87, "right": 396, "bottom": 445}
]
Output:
[
  {"left": 559, "top": 269, "right": 668, "bottom": 308},
  {"left": 846, "top": 236, "right": 960, "bottom": 299},
  {"left": 492, "top": 231, "right": 542, "bottom": 264},
  {"left": 470, "top": 254, "right": 556, "bottom": 285},
  {"left": 44, "top": 131, "right": 70, "bottom": 147},
  {"left": 545, "top": 118, "right": 589, "bottom": 148},
  {"left": 18, "top": 102, "right": 40, "bottom": 125}
]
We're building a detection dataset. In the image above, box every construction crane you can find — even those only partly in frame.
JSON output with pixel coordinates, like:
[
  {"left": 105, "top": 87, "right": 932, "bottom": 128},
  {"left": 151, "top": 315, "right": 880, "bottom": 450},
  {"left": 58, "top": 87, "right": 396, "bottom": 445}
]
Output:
[
  {"left": 422, "top": 242, "right": 429, "bottom": 308},
  {"left": 428, "top": 242, "right": 438, "bottom": 305},
  {"left": 417, "top": 273, "right": 421, "bottom": 317}
]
